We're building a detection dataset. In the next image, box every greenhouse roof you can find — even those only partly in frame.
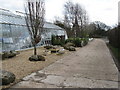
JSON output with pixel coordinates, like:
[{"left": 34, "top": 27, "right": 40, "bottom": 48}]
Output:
[{"left": 0, "top": 8, "right": 64, "bottom": 30}]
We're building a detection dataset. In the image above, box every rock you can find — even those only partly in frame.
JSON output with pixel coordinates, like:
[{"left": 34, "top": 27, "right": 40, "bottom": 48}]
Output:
[
  {"left": 44, "top": 46, "right": 53, "bottom": 49},
  {"left": 83, "top": 40, "right": 88, "bottom": 46},
  {"left": 64, "top": 42, "right": 75, "bottom": 50},
  {"left": 81, "top": 41, "right": 84, "bottom": 47},
  {"left": 2, "top": 51, "right": 17, "bottom": 59},
  {"left": 57, "top": 49, "right": 65, "bottom": 55},
  {"left": 65, "top": 42, "right": 75, "bottom": 47},
  {"left": 0, "top": 52, "right": 5, "bottom": 60},
  {"left": 68, "top": 46, "right": 76, "bottom": 51},
  {"left": 29, "top": 55, "right": 45, "bottom": 61},
  {"left": 0, "top": 70, "right": 16, "bottom": 85},
  {"left": 50, "top": 49, "right": 59, "bottom": 53}
]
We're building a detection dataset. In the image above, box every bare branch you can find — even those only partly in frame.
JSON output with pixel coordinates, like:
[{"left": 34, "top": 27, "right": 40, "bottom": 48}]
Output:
[{"left": 25, "top": 0, "right": 45, "bottom": 55}]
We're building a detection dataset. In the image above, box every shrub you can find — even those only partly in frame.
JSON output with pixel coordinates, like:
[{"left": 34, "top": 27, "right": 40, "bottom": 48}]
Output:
[
  {"left": 73, "top": 38, "right": 82, "bottom": 47},
  {"left": 65, "top": 38, "right": 74, "bottom": 43},
  {"left": 51, "top": 35, "right": 65, "bottom": 46},
  {"left": 65, "top": 38, "right": 82, "bottom": 47}
]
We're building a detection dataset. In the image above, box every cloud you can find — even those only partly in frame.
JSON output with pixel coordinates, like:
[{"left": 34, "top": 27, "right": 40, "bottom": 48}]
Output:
[
  {"left": 0, "top": 0, "right": 24, "bottom": 12},
  {"left": 0, "top": 0, "right": 119, "bottom": 26}
]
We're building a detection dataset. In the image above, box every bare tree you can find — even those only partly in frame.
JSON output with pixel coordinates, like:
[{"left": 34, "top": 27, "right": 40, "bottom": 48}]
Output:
[
  {"left": 64, "top": 1, "right": 89, "bottom": 38},
  {"left": 25, "top": 0, "right": 45, "bottom": 55}
]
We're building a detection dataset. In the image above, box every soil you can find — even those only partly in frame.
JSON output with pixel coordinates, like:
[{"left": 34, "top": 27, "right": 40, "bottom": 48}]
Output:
[{"left": 1, "top": 46, "right": 78, "bottom": 89}]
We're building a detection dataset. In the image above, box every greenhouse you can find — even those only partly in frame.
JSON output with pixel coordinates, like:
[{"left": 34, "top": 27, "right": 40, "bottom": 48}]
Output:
[{"left": 0, "top": 8, "right": 68, "bottom": 52}]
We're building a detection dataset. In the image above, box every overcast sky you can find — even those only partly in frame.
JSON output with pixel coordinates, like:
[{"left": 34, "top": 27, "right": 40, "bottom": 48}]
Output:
[{"left": 0, "top": 0, "right": 119, "bottom": 26}]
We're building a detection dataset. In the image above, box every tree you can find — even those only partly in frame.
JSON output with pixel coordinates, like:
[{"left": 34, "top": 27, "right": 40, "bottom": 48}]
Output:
[
  {"left": 54, "top": 19, "right": 73, "bottom": 38},
  {"left": 25, "top": 0, "right": 45, "bottom": 55},
  {"left": 84, "top": 21, "right": 110, "bottom": 38},
  {"left": 64, "top": 1, "right": 89, "bottom": 38}
]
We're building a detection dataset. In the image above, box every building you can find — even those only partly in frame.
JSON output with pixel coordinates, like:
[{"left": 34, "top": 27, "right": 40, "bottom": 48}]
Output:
[{"left": 0, "top": 8, "right": 68, "bottom": 52}]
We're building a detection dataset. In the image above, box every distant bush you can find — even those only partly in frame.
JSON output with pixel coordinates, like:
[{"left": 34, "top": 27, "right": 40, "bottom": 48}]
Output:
[
  {"left": 65, "top": 38, "right": 81, "bottom": 47},
  {"left": 65, "top": 37, "right": 89, "bottom": 47},
  {"left": 65, "top": 38, "right": 74, "bottom": 43},
  {"left": 51, "top": 35, "right": 65, "bottom": 46},
  {"left": 73, "top": 38, "right": 82, "bottom": 47}
]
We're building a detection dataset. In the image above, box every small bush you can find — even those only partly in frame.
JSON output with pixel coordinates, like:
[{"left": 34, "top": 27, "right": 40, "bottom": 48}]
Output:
[
  {"left": 51, "top": 35, "right": 65, "bottom": 46},
  {"left": 65, "top": 38, "right": 74, "bottom": 43},
  {"left": 65, "top": 38, "right": 82, "bottom": 47},
  {"left": 73, "top": 38, "right": 82, "bottom": 47}
]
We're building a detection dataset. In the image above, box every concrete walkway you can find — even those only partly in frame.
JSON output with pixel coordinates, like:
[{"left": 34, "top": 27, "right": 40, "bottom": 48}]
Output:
[{"left": 11, "top": 39, "right": 119, "bottom": 88}]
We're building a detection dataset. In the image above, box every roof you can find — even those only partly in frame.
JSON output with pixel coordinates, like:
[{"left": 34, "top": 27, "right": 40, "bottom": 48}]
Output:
[
  {"left": 0, "top": 9, "right": 64, "bottom": 30},
  {"left": 44, "top": 22, "right": 64, "bottom": 30}
]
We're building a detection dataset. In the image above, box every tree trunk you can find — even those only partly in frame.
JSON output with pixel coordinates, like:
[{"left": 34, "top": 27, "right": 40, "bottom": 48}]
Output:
[{"left": 34, "top": 45, "right": 37, "bottom": 55}]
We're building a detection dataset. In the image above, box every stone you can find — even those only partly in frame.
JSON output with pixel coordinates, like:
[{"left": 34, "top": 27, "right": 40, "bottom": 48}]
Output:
[
  {"left": 0, "top": 70, "right": 15, "bottom": 85},
  {"left": 64, "top": 77, "right": 93, "bottom": 88},
  {"left": 68, "top": 46, "right": 76, "bottom": 51},
  {"left": 64, "top": 42, "right": 75, "bottom": 50},
  {"left": 0, "top": 52, "right": 5, "bottom": 60},
  {"left": 57, "top": 49, "right": 65, "bottom": 55},
  {"left": 29, "top": 55, "right": 45, "bottom": 61},
  {"left": 50, "top": 49, "right": 59, "bottom": 53},
  {"left": 81, "top": 41, "right": 84, "bottom": 47},
  {"left": 41, "top": 75, "right": 65, "bottom": 86},
  {"left": 2, "top": 51, "right": 17, "bottom": 59},
  {"left": 44, "top": 45, "right": 53, "bottom": 49},
  {"left": 11, "top": 81, "right": 60, "bottom": 88}
]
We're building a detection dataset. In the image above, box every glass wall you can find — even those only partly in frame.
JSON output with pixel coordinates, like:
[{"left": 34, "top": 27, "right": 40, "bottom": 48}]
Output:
[{"left": 0, "top": 9, "right": 68, "bottom": 52}]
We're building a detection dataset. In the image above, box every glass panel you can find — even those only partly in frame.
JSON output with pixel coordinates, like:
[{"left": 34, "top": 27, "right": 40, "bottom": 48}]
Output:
[
  {"left": 2, "top": 24, "right": 11, "bottom": 38},
  {"left": 3, "top": 38, "right": 13, "bottom": 44}
]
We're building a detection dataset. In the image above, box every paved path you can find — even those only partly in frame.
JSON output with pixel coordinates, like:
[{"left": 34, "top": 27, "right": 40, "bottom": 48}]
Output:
[{"left": 11, "top": 39, "right": 119, "bottom": 88}]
